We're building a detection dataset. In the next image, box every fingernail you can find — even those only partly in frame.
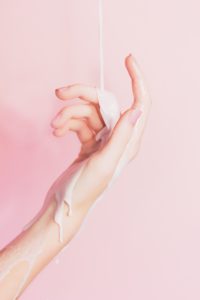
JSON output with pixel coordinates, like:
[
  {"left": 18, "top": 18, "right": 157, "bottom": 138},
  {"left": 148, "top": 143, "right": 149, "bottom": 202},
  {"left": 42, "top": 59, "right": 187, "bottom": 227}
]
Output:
[
  {"left": 128, "top": 108, "right": 142, "bottom": 125},
  {"left": 55, "top": 87, "right": 68, "bottom": 93},
  {"left": 129, "top": 53, "right": 137, "bottom": 65}
]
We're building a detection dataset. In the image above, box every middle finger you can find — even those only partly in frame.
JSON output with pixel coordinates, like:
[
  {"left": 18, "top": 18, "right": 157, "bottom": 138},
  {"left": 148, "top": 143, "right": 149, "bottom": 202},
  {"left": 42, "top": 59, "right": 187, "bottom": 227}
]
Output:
[{"left": 51, "top": 103, "right": 105, "bottom": 133}]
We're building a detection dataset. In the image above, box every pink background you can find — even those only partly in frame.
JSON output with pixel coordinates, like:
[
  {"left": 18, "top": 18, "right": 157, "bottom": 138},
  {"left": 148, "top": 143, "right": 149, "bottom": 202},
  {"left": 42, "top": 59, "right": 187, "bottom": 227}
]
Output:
[{"left": 0, "top": 0, "right": 200, "bottom": 299}]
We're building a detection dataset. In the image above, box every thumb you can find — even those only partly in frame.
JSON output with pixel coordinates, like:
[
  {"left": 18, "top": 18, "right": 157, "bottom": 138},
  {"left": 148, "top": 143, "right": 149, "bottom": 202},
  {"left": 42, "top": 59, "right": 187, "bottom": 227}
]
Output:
[{"left": 98, "top": 107, "right": 142, "bottom": 169}]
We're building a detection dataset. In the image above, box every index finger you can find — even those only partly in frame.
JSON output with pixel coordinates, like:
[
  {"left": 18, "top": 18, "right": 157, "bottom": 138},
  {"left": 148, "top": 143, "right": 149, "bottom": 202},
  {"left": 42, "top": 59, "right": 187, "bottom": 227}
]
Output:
[{"left": 55, "top": 83, "right": 99, "bottom": 104}]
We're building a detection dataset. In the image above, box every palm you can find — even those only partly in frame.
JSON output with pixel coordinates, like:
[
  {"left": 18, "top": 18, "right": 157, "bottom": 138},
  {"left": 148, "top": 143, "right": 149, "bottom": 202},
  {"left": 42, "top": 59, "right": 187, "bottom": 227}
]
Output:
[
  {"left": 51, "top": 54, "right": 151, "bottom": 167},
  {"left": 51, "top": 89, "right": 108, "bottom": 162}
]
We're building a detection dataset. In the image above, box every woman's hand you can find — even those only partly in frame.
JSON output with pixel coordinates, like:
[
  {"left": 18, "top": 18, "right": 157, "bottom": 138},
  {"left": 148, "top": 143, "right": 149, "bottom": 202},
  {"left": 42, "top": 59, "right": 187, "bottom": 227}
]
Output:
[
  {"left": 50, "top": 54, "right": 151, "bottom": 212},
  {"left": 0, "top": 55, "right": 151, "bottom": 299}
]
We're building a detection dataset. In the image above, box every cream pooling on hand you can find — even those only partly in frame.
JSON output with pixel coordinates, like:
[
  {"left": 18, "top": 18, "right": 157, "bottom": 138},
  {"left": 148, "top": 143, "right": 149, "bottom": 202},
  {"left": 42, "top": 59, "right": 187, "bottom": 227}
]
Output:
[
  {"left": 23, "top": 0, "right": 143, "bottom": 242},
  {"left": 14, "top": 88, "right": 141, "bottom": 300},
  {"left": 23, "top": 87, "right": 141, "bottom": 244},
  {"left": 52, "top": 0, "right": 143, "bottom": 240},
  {"left": 47, "top": 87, "right": 141, "bottom": 243},
  {"left": 0, "top": 3, "right": 143, "bottom": 299},
  {"left": 1, "top": 90, "right": 125, "bottom": 299}
]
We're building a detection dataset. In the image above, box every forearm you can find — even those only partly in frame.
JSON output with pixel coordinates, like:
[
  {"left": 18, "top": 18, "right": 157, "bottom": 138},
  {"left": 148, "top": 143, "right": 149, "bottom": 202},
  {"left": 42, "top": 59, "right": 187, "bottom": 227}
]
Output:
[{"left": 0, "top": 194, "right": 91, "bottom": 300}]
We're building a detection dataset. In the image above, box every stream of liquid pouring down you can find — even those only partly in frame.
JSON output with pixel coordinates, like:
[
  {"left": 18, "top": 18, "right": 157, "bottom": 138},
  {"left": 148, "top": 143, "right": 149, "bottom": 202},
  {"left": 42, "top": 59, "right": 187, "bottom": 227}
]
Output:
[
  {"left": 22, "top": 0, "right": 140, "bottom": 244},
  {"left": 0, "top": 2, "right": 144, "bottom": 298},
  {"left": 99, "top": 0, "right": 104, "bottom": 91}
]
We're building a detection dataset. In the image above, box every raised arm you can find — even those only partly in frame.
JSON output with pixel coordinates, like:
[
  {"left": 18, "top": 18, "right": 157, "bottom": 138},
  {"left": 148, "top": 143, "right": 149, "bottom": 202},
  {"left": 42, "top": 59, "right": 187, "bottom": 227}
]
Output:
[{"left": 0, "top": 54, "right": 151, "bottom": 300}]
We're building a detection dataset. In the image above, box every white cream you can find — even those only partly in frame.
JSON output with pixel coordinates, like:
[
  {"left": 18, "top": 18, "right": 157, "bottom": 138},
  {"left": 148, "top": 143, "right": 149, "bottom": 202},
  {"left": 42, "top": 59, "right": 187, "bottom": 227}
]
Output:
[
  {"left": 0, "top": 66, "right": 144, "bottom": 300},
  {"left": 0, "top": 2, "right": 144, "bottom": 297},
  {"left": 49, "top": 88, "right": 142, "bottom": 243},
  {"left": 21, "top": 87, "right": 143, "bottom": 247},
  {"left": 1, "top": 87, "right": 136, "bottom": 299}
]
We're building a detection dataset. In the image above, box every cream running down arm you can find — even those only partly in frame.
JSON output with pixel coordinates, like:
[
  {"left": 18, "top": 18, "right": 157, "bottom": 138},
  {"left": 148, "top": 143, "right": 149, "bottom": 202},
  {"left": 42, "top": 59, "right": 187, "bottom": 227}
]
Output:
[{"left": 0, "top": 54, "right": 151, "bottom": 300}]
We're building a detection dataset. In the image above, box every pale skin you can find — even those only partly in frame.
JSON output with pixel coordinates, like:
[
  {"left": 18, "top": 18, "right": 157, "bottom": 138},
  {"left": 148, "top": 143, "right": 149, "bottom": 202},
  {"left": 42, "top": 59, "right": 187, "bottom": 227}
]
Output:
[{"left": 0, "top": 54, "right": 151, "bottom": 299}]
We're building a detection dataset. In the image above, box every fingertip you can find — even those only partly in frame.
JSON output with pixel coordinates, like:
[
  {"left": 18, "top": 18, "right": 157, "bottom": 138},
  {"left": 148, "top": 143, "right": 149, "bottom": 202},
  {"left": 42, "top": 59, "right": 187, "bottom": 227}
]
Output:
[
  {"left": 125, "top": 54, "right": 130, "bottom": 65},
  {"left": 52, "top": 129, "right": 58, "bottom": 137},
  {"left": 54, "top": 87, "right": 67, "bottom": 100},
  {"left": 52, "top": 129, "right": 64, "bottom": 137},
  {"left": 125, "top": 54, "right": 133, "bottom": 72},
  {"left": 51, "top": 122, "right": 59, "bottom": 129},
  {"left": 55, "top": 88, "right": 61, "bottom": 96},
  {"left": 127, "top": 52, "right": 134, "bottom": 64}
]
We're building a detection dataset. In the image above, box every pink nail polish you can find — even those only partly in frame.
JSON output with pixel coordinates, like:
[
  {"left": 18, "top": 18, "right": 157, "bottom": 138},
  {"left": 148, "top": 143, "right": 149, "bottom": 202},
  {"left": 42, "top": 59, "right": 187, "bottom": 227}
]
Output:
[
  {"left": 56, "top": 86, "right": 68, "bottom": 92},
  {"left": 128, "top": 108, "right": 142, "bottom": 125}
]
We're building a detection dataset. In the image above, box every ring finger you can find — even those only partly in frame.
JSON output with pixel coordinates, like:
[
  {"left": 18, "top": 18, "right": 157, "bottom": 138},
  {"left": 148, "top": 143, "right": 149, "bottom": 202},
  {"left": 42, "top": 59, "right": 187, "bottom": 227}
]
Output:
[{"left": 53, "top": 118, "right": 95, "bottom": 145}]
